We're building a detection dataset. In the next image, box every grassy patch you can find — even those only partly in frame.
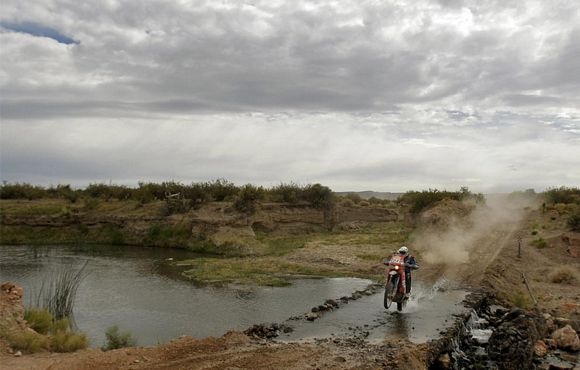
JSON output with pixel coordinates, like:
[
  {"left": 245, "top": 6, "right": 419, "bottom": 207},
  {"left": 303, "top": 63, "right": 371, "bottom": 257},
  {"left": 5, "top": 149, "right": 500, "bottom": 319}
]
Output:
[
  {"left": 0, "top": 327, "right": 49, "bottom": 353},
  {"left": 1, "top": 309, "right": 87, "bottom": 353},
  {"left": 317, "top": 222, "right": 410, "bottom": 245},
  {"left": 256, "top": 235, "right": 308, "bottom": 256},
  {"left": 512, "top": 291, "right": 532, "bottom": 309},
  {"left": 550, "top": 267, "right": 577, "bottom": 284},
  {"left": 356, "top": 253, "right": 383, "bottom": 261},
  {"left": 24, "top": 309, "right": 53, "bottom": 335},
  {"left": 531, "top": 237, "right": 548, "bottom": 249},
  {"left": 181, "top": 257, "right": 351, "bottom": 286}
]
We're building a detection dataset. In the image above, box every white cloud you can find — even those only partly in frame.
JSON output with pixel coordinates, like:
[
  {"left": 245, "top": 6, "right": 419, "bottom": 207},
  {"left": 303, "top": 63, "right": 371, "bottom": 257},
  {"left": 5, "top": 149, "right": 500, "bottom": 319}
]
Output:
[{"left": 0, "top": 0, "right": 579, "bottom": 191}]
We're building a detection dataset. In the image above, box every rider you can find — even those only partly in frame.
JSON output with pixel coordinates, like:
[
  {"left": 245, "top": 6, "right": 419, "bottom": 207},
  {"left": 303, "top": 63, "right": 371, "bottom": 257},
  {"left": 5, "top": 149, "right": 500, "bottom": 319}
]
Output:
[{"left": 395, "top": 246, "right": 419, "bottom": 298}]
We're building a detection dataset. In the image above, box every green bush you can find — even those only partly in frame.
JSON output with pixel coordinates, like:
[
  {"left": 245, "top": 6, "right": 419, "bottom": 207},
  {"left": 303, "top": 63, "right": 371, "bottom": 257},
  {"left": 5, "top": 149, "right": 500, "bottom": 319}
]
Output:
[
  {"left": 0, "top": 182, "right": 47, "bottom": 200},
  {"left": 50, "top": 330, "right": 87, "bottom": 352},
  {"left": 270, "top": 183, "right": 301, "bottom": 203},
  {"left": 398, "top": 186, "right": 484, "bottom": 214},
  {"left": 532, "top": 237, "right": 548, "bottom": 249},
  {"left": 340, "top": 198, "right": 355, "bottom": 207},
  {"left": 544, "top": 187, "right": 580, "bottom": 205},
  {"left": 302, "top": 184, "right": 334, "bottom": 209},
  {"left": 1, "top": 180, "right": 338, "bottom": 209},
  {"left": 233, "top": 184, "right": 265, "bottom": 214},
  {"left": 568, "top": 210, "right": 580, "bottom": 231},
  {"left": 102, "top": 325, "right": 136, "bottom": 350}
]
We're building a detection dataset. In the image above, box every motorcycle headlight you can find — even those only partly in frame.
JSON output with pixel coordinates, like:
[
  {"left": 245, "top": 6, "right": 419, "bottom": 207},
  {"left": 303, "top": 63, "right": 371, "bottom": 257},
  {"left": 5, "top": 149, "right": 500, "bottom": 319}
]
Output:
[{"left": 394, "top": 265, "right": 399, "bottom": 270}]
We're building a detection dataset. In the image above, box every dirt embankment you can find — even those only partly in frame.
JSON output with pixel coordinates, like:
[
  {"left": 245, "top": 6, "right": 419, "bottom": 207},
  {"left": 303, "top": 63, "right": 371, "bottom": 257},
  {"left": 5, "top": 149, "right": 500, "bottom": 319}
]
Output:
[{"left": 0, "top": 200, "right": 397, "bottom": 249}]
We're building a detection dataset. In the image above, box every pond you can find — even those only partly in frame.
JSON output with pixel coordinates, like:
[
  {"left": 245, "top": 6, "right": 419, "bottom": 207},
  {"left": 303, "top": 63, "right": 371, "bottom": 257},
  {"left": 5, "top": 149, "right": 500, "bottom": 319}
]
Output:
[{"left": 0, "top": 245, "right": 372, "bottom": 347}]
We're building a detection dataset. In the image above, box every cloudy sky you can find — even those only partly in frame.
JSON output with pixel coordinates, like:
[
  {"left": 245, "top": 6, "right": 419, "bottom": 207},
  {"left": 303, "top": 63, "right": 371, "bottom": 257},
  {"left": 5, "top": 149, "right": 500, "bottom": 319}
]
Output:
[{"left": 1, "top": 0, "right": 579, "bottom": 192}]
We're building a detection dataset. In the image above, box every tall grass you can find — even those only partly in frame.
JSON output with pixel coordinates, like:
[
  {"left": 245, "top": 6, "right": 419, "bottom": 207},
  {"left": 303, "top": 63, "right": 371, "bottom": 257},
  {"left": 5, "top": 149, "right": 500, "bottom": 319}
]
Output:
[{"left": 32, "top": 261, "right": 89, "bottom": 319}]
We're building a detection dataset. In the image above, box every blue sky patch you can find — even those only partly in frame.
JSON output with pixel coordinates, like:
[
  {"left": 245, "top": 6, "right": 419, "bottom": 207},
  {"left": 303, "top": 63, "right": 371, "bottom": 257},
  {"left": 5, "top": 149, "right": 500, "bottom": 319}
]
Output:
[{"left": 0, "top": 21, "right": 78, "bottom": 44}]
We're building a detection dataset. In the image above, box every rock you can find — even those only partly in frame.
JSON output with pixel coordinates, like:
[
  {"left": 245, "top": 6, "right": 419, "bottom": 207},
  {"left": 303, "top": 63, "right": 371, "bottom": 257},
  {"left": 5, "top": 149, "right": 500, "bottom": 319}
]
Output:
[
  {"left": 334, "top": 356, "right": 347, "bottom": 363},
  {"left": 552, "top": 325, "right": 580, "bottom": 351},
  {"left": 546, "top": 357, "right": 575, "bottom": 370},
  {"left": 535, "top": 340, "right": 549, "bottom": 357},
  {"left": 555, "top": 318, "right": 572, "bottom": 328},
  {"left": 436, "top": 353, "right": 452, "bottom": 369},
  {"left": 306, "top": 313, "right": 319, "bottom": 321},
  {"left": 324, "top": 299, "right": 338, "bottom": 308},
  {"left": 14, "top": 351, "right": 22, "bottom": 357}
]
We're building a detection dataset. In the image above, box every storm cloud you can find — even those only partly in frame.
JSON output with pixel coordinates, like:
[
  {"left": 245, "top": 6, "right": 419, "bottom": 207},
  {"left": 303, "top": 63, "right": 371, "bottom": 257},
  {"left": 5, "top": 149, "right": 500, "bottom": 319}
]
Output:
[{"left": 0, "top": 0, "right": 579, "bottom": 191}]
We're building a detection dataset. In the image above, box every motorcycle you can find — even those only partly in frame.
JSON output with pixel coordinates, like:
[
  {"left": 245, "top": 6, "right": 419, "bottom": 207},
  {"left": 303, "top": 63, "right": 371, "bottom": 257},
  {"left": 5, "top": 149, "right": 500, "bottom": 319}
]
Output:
[{"left": 383, "top": 255, "right": 409, "bottom": 311}]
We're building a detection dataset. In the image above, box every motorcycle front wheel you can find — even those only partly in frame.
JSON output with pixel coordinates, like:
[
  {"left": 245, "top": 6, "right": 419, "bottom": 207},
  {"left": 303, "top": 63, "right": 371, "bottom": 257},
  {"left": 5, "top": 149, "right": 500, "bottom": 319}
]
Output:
[{"left": 383, "top": 278, "right": 398, "bottom": 309}]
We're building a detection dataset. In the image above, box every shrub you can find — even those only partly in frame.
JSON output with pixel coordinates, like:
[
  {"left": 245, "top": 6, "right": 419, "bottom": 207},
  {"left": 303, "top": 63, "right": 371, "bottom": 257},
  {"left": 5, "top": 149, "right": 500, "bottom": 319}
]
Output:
[
  {"left": 398, "top": 187, "right": 484, "bottom": 214},
  {"left": 233, "top": 184, "right": 265, "bottom": 214},
  {"left": 270, "top": 183, "right": 301, "bottom": 203},
  {"left": 345, "top": 192, "right": 362, "bottom": 204},
  {"left": 83, "top": 197, "right": 100, "bottom": 211},
  {"left": 202, "top": 179, "right": 238, "bottom": 201},
  {"left": 568, "top": 210, "right": 580, "bottom": 231},
  {"left": 302, "top": 184, "right": 334, "bottom": 209},
  {"left": 0, "top": 182, "right": 47, "bottom": 200},
  {"left": 102, "top": 325, "right": 136, "bottom": 350},
  {"left": 550, "top": 267, "right": 577, "bottom": 284},
  {"left": 544, "top": 187, "right": 580, "bottom": 205},
  {"left": 340, "top": 198, "right": 355, "bottom": 208},
  {"left": 163, "top": 198, "right": 192, "bottom": 216},
  {"left": 531, "top": 237, "right": 548, "bottom": 249},
  {"left": 513, "top": 291, "right": 531, "bottom": 309},
  {"left": 50, "top": 330, "right": 87, "bottom": 352}
]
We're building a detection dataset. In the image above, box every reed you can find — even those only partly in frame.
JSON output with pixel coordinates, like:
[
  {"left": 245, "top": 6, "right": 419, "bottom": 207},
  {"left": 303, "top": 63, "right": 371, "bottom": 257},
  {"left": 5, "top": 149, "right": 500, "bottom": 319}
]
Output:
[{"left": 32, "top": 261, "right": 89, "bottom": 319}]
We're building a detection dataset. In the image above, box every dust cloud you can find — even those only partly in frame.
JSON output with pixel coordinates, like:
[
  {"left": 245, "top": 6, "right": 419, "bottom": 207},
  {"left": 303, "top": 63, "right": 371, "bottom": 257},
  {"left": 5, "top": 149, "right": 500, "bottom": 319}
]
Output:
[{"left": 412, "top": 194, "right": 538, "bottom": 266}]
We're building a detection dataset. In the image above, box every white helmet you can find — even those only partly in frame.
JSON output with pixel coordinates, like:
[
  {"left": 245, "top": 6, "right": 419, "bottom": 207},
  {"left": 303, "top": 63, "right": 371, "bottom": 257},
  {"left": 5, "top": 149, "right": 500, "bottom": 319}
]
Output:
[{"left": 398, "top": 246, "right": 408, "bottom": 254}]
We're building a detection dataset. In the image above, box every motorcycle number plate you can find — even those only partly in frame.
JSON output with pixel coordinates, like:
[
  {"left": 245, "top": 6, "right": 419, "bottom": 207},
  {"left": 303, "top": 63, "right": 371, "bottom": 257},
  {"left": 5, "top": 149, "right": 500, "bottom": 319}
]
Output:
[{"left": 388, "top": 271, "right": 398, "bottom": 276}]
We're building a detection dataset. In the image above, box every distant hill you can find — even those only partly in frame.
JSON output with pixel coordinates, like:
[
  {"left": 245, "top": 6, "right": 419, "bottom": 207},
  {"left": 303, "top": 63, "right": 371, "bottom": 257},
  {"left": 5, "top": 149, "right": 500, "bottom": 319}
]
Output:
[{"left": 334, "top": 191, "right": 403, "bottom": 200}]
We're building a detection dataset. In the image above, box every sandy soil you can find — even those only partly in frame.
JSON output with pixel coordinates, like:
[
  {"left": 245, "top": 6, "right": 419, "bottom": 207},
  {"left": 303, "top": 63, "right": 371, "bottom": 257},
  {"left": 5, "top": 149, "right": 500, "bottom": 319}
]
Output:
[{"left": 2, "top": 201, "right": 578, "bottom": 370}]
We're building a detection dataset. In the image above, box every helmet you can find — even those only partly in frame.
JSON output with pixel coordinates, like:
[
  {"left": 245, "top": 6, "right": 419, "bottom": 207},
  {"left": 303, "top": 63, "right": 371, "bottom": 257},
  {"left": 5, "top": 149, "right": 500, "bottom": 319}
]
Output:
[{"left": 398, "top": 246, "right": 408, "bottom": 254}]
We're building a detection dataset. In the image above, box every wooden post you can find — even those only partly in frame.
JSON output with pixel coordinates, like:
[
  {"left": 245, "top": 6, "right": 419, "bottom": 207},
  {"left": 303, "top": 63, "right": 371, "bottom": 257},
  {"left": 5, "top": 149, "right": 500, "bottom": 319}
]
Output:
[{"left": 522, "top": 273, "right": 538, "bottom": 307}]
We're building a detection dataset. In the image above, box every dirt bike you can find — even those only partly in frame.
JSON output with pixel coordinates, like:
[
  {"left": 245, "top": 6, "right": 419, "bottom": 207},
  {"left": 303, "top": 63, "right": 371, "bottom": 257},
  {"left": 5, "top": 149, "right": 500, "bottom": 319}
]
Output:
[{"left": 383, "top": 255, "right": 408, "bottom": 311}]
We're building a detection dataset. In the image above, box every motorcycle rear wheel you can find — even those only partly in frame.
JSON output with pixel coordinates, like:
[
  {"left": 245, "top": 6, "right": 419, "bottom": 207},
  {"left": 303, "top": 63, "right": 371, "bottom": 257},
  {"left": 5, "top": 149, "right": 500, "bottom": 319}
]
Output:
[{"left": 384, "top": 278, "right": 398, "bottom": 309}]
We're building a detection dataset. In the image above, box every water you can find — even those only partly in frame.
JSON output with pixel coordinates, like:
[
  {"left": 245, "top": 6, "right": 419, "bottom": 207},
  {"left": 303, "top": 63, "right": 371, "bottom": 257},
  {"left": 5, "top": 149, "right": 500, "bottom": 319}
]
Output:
[
  {"left": 0, "top": 245, "right": 371, "bottom": 347},
  {"left": 279, "top": 279, "right": 469, "bottom": 344}
]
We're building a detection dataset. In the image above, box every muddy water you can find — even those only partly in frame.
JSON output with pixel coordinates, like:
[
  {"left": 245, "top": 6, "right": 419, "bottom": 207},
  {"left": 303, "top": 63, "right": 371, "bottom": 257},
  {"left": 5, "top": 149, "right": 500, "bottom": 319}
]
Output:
[
  {"left": 0, "top": 245, "right": 371, "bottom": 347},
  {"left": 280, "top": 281, "right": 469, "bottom": 344}
]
